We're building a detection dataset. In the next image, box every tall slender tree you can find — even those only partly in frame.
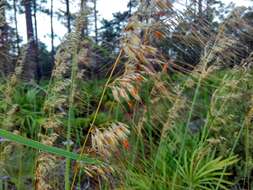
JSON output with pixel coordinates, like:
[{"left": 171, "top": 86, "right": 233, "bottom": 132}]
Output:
[
  {"left": 23, "top": 0, "right": 38, "bottom": 80},
  {"left": 93, "top": 0, "right": 98, "bottom": 44},
  {"left": 32, "top": 0, "right": 41, "bottom": 79},
  {"left": 50, "top": 0, "right": 54, "bottom": 62},
  {"left": 0, "top": 0, "right": 11, "bottom": 75},
  {"left": 81, "top": 0, "right": 88, "bottom": 36},
  {"left": 13, "top": 0, "right": 20, "bottom": 53},
  {"left": 32, "top": 0, "right": 38, "bottom": 45},
  {"left": 24, "top": 0, "right": 34, "bottom": 42},
  {"left": 65, "top": 0, "right": 71, "bottom": 33}
]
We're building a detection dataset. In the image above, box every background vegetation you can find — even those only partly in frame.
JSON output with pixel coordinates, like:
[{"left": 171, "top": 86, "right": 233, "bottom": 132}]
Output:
[{"left": 0, "top": 0, "right": 253, "bottom": 190}]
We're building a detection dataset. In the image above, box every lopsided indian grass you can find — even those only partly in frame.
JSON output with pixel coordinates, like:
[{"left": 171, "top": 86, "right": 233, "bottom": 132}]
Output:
[
  {"left": 91, "top": 122, "right": 130, "bottom": 158},
  {"left": 111, "top": 2, "right": 253, "bottom": 189},
  {"left": 170, "top": 9, "right": 250, "bottom": 189},
  {"left": 109, "top": 0, "right": 192, "bottom": 187},
  {"left": 35, "top": 13, "right": 90, "bottom": 190},
  {"left": 106, "top": 0, "right": 195, "bottom": 186},
  {"left": 35, "top": 36, "right": 71, "bottom": 190},
  {"left": 76, "top": 122, "right": 130, "bottom": 184},
  {"left": 197, "top": 11, "right": 253, "bottom": 187},
  {"left": 35, "top": 134, "right": 58, "bottom": 190},
  {"left": 70, "top": 49, "right": 124, "bottom": 190},
  {"left": 64, "top": 13, "right": 87, "bottom": 190},
  {"left": 0, "top": 45, "right": 30, "bottom": 187},
  {"left": 0, "top": 45, "right": 28, "bottom": 134},
  {"left": 1, "top": 44, "right": 28, "bottom": 111},
  {"left": 110, "top": 0, "right": 173, "bottom": 107},
  {"left": 71, "top": 5, "right": 177, "bottom": 179}
]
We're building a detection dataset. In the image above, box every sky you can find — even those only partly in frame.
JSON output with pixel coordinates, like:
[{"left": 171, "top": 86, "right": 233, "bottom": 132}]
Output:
[
  {"left": 13, "top": 0, "right": 129, "bottom": 47},
  {"left": 11, "top": 0, "right": 252, "bottom": 49}
]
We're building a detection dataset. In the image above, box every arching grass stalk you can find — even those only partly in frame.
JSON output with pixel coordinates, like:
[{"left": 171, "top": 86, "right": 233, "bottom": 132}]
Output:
[
  {"left": 0, "top": 129, "right": 99, "bottom": 163},
  {"left": 70, "top": 49, "right": 124, "bottom": 190}
]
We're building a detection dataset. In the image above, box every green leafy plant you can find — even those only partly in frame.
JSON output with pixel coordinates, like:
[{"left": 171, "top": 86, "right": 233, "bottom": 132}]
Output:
[{"left": 176, "top": 147, "right": 238, "bottom": 190}]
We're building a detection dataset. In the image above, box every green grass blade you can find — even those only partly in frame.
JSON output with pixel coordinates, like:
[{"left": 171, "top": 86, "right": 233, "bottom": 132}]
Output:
[{"left": 0, "top": 129, "right": 99, "bottom": 164}]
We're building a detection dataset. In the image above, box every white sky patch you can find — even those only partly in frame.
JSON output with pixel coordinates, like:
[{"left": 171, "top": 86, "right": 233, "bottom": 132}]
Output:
[
  {"left": 13, "top": 0, "right": 129, "bottom": 48},
  {"left": 223, "top": 0, "right": 252, "bottom": 7},
  {"left": 97, "top": 0, "right": 129, "bottom": 20},
  {"left": 9, "top": 0, "right": 253, "bottom": 49}
]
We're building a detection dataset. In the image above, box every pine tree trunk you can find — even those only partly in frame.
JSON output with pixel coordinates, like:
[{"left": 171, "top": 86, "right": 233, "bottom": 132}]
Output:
[
  {"left": 24, "top": 0, "right": 37, "bottom": 80},
  {"left": 24, "top": 0, "right": 34, "bottom": 42},
  {"left": 93, "top": 0, "right": 98, "bottom": 44},
  {"left": 33, "top": 0, "right": 38, "bottom": 46},
  {"left": 50, "top": 0, "right": 55, "bottom": 63},
  {"left": 33, "top": 0, "right": 41, "bottom": 80},
  {"left": 66, "top": 0, "right": 71, "bottom": 33},
  {"left": 0, "top": 0, "right": 11, "bottom": 75},
  {"left": 13, "top": 0, "right": 20, "bottom": 53},
  {"left": 81, "top": 0, "right": 88, "bottom": 36}
]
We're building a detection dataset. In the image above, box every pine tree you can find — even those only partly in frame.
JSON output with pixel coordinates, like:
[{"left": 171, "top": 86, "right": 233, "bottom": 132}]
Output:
[
  {"left": 93, "top": 0, "right": 98, "bottom": 44},
  {"left": 0, "top": 0, "right": 11, "bottom": 75},
  {"left": 81, "top": 0, "right": 88, "bottom": 36},
  {"left": 32, "top": 0, "right": 41, "bottom": 79},
  {"left": 169, "top": 0, "right": 224, "bottom": 67},
  {"left": 23, "top": 0, "right": 38, "bottom": 80},
  {"left": 13, "top": 0, "right": 20, "bottom": 53},
  {"left": 50, "top": 0, "right": 54, "bottom": 62},
  {"left": 65, "top": 0, "right": 71, "bottom": 32},
  {"left": 56, "top": 0, "right": 74, "bottom": 34}
]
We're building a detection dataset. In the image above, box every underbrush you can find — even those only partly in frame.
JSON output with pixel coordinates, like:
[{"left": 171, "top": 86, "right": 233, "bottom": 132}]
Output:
[{"left": 0, "top": 67, "right": 252, "bottom": 190}]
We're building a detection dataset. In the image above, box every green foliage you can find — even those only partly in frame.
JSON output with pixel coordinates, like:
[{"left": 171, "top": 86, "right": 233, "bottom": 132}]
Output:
[
  {"left": 0, "top": 68, "right": 252, "bottom": 189},
  {"left": 176, "top": 147, "right": 238, "bottom": 190},
  {"left": 1, "top": 1, "right": 253, "bottom": 189}
]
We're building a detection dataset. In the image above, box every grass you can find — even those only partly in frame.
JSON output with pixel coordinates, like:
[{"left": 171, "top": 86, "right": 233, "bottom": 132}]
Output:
[
  {"left": 0, "top": 3, "right": 253, "bottom": 190},
  {"left": 0, "top": 129, "right": 99, "bottom": 164},
  {"left": 0, "top": 66, "right": 252, "bottom": 189}
]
